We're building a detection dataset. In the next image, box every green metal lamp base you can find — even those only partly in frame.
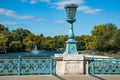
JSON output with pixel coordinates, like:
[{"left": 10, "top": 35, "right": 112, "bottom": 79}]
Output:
[{"left": 64, "top": 39, "right": 78, "bottom": 54}]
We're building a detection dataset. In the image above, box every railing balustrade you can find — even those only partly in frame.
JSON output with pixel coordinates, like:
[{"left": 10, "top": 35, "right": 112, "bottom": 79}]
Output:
[
  {"left": 0, "top": 56, "right": 55, "bottom": 75},
  {"left": 0, "top": 55, "right": 120, "bottom": 75},
  {"left": 88, "top": 58, "right": 120, "bottom": 74}
]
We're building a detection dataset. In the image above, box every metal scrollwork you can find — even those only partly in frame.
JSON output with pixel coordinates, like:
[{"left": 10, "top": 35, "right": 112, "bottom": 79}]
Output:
[
  {"left": 0, "top": 56, "right": 55, "bottom": 75},
  {"left": 0, "top": 58, "right": 19, "bottom": 75},
  {"left": 89, "top": 58, "right": 120, "bottom": 74}
]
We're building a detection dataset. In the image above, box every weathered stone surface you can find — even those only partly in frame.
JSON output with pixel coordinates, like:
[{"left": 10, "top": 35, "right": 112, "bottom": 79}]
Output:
[
  {"left": 54, "top": 54, "right": 84, "bottom": 75},
  {"left": 63, "top": 54, "right": 84, "bottom": 60}
]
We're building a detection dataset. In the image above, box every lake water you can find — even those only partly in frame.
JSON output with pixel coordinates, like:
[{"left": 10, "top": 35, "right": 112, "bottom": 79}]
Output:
[{"left": 0, "top": 51, "right": 63, "bottom": 57}]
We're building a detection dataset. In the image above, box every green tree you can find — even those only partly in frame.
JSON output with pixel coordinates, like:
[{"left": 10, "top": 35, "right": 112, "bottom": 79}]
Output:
[
  {"left": 91, "top": 24, "right": 106, "bottom": 50},
  {"left": 9, "top": 41, "right": 22, "bottom": 52},
  {"left": 0, "top": 34, "right": 7, "bottom": 51},
  {"left": 75, "top": 36, "right": 85, "bottom": 50},
  {"left": 54, "top": 35, "right": 68, "bottom": 50},
  {"left": 110, "top": 29, "right": 120, "bottom": 53},
  {"left": 23, "top": 34, "right": 36, "bottom": 51},
  {"left": 0, "top": 24, "right": 10, "bottom": 52},
  {"left": 91, "top": 23, "right": 118, "bottom": 52},
  {"left": 0, "top": 24, "right": 8, "bottom": 33},
  {"left": 12, "top": 28, "right": 31, "bottom": 42}
]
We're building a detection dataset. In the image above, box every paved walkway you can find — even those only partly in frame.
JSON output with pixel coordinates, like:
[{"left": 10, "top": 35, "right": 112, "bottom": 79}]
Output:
[{"left": 0, "top": 75, "right": 120, "bottom": 80}]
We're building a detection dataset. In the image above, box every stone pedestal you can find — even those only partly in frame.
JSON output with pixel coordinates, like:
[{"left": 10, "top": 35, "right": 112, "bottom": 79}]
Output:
[
  {"left": 64, "top": 39, "right": 78, "bottom": 54},
  {"left": 54, "top": 54, "right": 85, "bottom": 75}
]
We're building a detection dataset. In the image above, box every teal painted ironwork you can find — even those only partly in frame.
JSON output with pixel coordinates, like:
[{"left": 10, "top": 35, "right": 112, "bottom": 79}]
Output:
[
  {"left": 0, "top": 57, "right": 19, "bottom": 75},
  {"left": 64, "top": 4, "right": 78, "bottom": 54},
  {"left": 88, "top": 58, "right": 120, "bottom": 74},
  {"left": 91, "top": 56, "right": 94, "bottom": 75},
  {"left": 0, "top": 56, "right": 55, "bottom": 75},
  {"left": 18, "top": 56, "right": 21, "bottom": 75}
]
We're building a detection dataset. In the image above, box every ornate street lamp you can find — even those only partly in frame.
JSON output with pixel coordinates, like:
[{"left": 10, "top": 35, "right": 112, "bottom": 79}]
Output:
[
  {"left": 65, "top": 4, "right": 78, "bottom": 24},
  {"left": 64, "top": 4, "right": 78, "bottom": 54}
]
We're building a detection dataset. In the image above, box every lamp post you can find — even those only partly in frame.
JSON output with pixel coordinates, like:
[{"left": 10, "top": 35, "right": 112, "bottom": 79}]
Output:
[{"left": 64, "top": 4, "right": 78, "bottom": 54}]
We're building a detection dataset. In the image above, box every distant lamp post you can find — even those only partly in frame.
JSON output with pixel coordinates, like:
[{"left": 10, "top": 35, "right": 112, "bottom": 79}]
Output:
[{"left": 64, "top": 4, "right": 78, "bottom": 54}]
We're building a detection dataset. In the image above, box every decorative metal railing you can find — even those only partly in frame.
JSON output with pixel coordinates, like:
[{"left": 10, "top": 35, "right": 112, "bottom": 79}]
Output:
[
  {"left": 0, "top": 56, "right": 55, "bottom": 75},
  {"left": 88, "top": 58, "right": 120, "bottom": 74}
]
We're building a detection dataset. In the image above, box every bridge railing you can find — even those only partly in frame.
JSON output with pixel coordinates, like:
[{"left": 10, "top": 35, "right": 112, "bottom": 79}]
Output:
[
  {"left": 88, "top": 58, "right": 120, "bottom": 74},
  {"left": 0, "top": 56, "right": 56, "bottom": 76},
  {"left": 1, "top": 55, "right": 120, "bottom": 75}
]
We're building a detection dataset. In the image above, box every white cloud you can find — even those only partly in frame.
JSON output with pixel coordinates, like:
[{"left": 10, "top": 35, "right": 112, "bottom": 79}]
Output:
[
  {"left": 78, "top": 6, "right": 90, "bottom": 11},
  {"left": 0, "top": 21, "right": 17, "bottom": 25},
  {"left": 0, "top": 8, "right": 46, "bottom": 21},
  {"left": 20, "top": 0, "right": 50, "bottom": 4},
  {"left": 78, "top": 6, "right": 102, "bottom": 14},
  {"left": 54, "top": 20, "right": 65, "bottom": 24},
  {"left": 0, "top": 8, "right": 35, "bottom": 19},
  {"left": 17, "top": 15, "right": 35, "bottom": 19},
  {"left": 35, "top": 18, "right": 46, "bottom": 21},
  {"left": 84, "top": 9, "right": 102, "bottom": 14},
  {"left": 0, "top": 8, "right": 15, "bottom": 16},
  {"left": 54, "top": 0, "right": 102, "bottom": 14}
]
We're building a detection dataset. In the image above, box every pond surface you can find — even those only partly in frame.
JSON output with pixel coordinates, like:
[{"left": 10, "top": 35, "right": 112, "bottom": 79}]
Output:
[{"left": 0, "top": 51, "right": 63, "bottom": 57}]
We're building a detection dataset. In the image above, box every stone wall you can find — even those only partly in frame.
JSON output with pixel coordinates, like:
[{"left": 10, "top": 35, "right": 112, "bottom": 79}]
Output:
[{"left": 54, "top": 54, "right": 85, "bottom": 75}]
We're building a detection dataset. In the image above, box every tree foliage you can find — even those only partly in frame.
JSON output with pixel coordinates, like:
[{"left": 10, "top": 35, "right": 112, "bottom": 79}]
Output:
[
  {"left": 0, "top": 23, "right": 120, "bottom": 54},
  {"left": 91, "top": 23, "right": 119, "bottom": 53}
]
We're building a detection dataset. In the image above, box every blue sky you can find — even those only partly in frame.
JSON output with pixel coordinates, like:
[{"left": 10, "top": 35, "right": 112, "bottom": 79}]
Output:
[{"left": 0, "top": 0, "right": 120, "bottom": 37}]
